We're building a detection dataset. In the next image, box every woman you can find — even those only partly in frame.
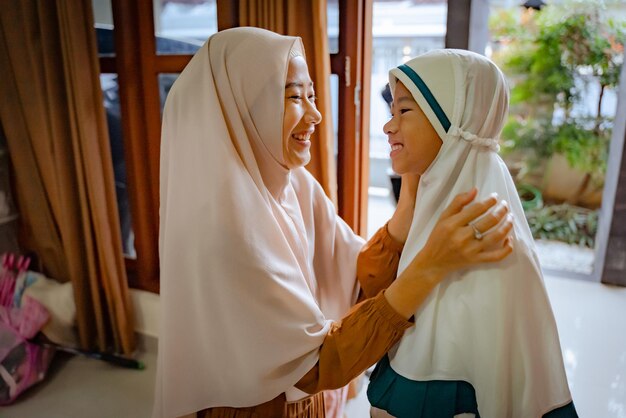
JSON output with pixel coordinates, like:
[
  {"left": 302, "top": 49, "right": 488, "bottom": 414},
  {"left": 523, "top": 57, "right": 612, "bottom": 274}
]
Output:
[
  {"left": 154, "top": 28, "right": 513, "bottom": 418},
  {"left": 367, "top": 50, "right": 577, "bottom": 417}
]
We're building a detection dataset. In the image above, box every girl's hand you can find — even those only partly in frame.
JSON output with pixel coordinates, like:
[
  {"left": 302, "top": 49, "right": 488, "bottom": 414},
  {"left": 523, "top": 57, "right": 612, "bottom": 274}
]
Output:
[
  {"left": 387, "top": 173, "right": 420, "bottom": 244},
  {"left": 414, "top": 188, "right": 514, "bottom": 277}
]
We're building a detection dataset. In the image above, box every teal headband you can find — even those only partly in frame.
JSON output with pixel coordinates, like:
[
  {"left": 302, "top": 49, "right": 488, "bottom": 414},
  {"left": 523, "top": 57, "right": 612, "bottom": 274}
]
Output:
[{"left": 397, "top": 64, "right": 451, "bottom": 133}]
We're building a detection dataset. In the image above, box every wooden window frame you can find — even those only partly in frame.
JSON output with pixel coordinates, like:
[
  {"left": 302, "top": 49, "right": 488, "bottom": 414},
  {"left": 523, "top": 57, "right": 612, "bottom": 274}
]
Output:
[
  {"left": 100, "top": 0, "right": 375, "bottom": 291},
  {"left": 102, "top": 0, "right": 195, "bottom": 292},
  {"left": 333, "top": 0, "right": 372, "bottom": 237},
  {"left": 217, "top": 0, "right": 373, "bottom": 236}
]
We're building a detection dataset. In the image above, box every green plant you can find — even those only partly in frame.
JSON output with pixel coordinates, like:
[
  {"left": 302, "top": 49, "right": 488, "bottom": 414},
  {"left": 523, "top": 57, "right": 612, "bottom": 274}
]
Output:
[
  {"left": 490, "top": 1, "right": 625, "bottom": 198},
  {"left": 524, "top": 203, "right": 598, "bottom": 248},
  {"left": 503, "top": 117, "right": 612, "bottom": 186}
]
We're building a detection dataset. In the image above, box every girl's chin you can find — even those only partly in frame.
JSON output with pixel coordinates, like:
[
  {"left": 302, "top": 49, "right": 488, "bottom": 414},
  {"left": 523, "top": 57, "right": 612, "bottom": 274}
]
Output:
[{"left": 391, "top": 161, "right": 406, "bottom": 175}]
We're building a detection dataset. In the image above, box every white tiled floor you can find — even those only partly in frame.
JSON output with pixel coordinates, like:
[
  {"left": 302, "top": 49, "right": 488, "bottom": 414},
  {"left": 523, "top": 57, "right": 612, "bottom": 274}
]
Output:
[
  {"left": 1, "top": 337, "right": 157, "bottom": 418},
  {"left": 3, "top": 274, "right": 626, "bottom": 417},
  {"left": 546, "top": 276, "right": 626, "bottom": 418},
  {"left": 3, "top": 270, "right": 626, "bottom": 417}
]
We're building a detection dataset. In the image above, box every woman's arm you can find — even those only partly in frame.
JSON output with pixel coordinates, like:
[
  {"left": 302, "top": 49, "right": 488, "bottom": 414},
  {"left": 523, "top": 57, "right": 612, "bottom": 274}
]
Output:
[
  {"left": 297, "top": 189, "right": 513, "bottom": 393},
  {"left": 356, "top": 223, "right": 404, "bottom": 301},
  {"left": 296, "top": 292, "right": 412, "bottom": 393}
]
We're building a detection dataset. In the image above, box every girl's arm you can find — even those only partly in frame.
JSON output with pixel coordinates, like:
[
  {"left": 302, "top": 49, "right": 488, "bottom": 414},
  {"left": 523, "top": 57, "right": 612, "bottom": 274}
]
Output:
[{"left": 387, "top": 173, "right": 420, "bottom": 244}]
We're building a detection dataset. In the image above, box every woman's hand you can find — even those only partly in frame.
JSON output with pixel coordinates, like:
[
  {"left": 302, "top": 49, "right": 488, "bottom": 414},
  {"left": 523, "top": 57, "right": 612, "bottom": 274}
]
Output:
[
  {"left": 415, "top": 188, "right": 513, "bottom": 277},
  {"left": 387, "top": 173, "right": 420, "bottom": 243},
  {"left": 384, "top": 188, "right": 513, "bottom": 319}
]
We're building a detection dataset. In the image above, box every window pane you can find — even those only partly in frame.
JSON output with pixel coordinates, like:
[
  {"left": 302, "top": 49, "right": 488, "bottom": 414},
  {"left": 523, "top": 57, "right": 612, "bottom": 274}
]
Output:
[
  {"left": 367, "top": 0, "right": 448, "bottom": 237},
  {"left": 153, "top": 0, "right": 216, "bottom": 55},
  {"left": 327, "top": 0, "right": 339, "bottom": 54},
  {"left": 158, "top": 73, "right": 180, "bottom": 114},
  {"left": 100, "top": 74, "right": 136, "bottom": 258},
  {"left": 0, "top": 134, "right": 20, "bottom": 255},
  {"left": 329, "top": 74, "right": 339, "bottom": 158},
  {"left": 92, "top": 0, "right": 115, "bottom": 57},
  {"left": 486, "top": 2, "right": 626, "bottom": 274}
]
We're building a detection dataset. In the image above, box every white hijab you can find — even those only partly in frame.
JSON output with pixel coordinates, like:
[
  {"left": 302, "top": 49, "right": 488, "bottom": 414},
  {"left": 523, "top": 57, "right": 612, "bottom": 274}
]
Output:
[
  {"left": 154, "top": 27, "right": 363, "bottom": 418},
  {"left": 388, "top": 50, "right": 572, "bottom": 417}
]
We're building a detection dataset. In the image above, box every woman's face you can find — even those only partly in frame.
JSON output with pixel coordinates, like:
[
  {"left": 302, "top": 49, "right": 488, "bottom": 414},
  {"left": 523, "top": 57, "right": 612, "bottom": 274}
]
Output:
[
  {"left": 283, "top": 56, "right": 322, "bottom": 169},
  {"left": 384, "top": 81, "right": 442, "bottom": 175}
]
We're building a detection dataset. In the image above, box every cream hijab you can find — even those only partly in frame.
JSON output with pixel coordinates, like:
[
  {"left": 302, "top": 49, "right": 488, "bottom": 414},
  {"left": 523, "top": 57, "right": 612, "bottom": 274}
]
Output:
[
  {"left": 154, "top": 27, "right": 363, "bottom": 417},
  {"left": 387, "top": 50, "right": 572, "bottom": 417}
]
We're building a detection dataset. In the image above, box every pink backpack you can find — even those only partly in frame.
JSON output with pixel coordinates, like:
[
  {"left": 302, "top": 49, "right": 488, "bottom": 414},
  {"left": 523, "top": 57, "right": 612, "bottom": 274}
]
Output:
[{"left": 0, "top": 253, "right": 55, "bottom": 404}]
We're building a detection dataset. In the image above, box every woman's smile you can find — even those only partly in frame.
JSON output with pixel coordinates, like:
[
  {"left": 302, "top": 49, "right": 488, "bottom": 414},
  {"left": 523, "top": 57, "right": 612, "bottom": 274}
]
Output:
[{"left": 291, "top": 129, "right": 314, "bottom": 146}]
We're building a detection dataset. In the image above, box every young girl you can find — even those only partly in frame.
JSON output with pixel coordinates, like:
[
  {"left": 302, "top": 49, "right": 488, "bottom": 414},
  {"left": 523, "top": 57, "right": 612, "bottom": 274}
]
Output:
[{"left": 367, "top": 49, "right": 577, "bottom": 418}]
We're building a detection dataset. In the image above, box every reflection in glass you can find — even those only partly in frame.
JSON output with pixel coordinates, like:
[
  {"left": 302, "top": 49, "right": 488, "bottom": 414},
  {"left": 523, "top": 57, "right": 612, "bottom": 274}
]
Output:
[
  {"left": 100, "top": 74, "right": 136, "bottom": 258},
  {"left": 158, "top": 73, "right": 180, "bottom": 114},
  {"left": 92, "top": 0, "right": 115, "bottom": 57},
  {"left": 92, "top": 0, "right": 113, "bottom": 26},
  {"left": 153, "top": 0, "right": 217, "bottom": 54},
  {"left": 329, "top": 74, "right": 339, "bottom": 158},
  {"left": 327, "top": 0, "right": 339, "bottom": 54}
]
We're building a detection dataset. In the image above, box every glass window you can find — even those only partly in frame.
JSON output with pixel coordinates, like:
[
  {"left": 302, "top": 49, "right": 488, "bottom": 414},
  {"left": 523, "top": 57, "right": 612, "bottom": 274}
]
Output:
[
  {"left": 367, "top": 0, "right": 448, "bottom": 237},
  {"left": 158, "top": 73, "right": 180, "bottom": 113},
  {"left": 486, "top": 1, "right": 626, "bottom": 275},
  {"left": 328, "top": 73, "right": 340, "bottom": 198},
  {"left": 329, "top": 74, "right": 339, "bottom": 158},
  {"left": 327, "top": 0, "right": 339, "bottom": 54},
  {"left": 93, "top": 0, "right": 115, "bottom": 57},
  {"left": 100, "top": 74, "right": 136, "bottom": 258},
  {"left": 153, "top": 0, "right": 216, "bottom": 55}
]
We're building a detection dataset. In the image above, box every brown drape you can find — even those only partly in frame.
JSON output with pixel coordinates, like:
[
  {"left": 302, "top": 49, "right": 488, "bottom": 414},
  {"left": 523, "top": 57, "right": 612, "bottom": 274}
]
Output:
[
  {"left": 0, "top": 0, "right": 135, "bottom": 354},
  {"left": 239, "top": 0, "right": 338, "bottom": 204}
]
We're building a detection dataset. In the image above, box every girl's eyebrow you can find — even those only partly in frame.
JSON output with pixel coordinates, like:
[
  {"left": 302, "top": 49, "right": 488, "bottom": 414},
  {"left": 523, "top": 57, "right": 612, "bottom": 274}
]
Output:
[
  {"left": 285, "top": 81, "right": 314, "bottom": 89},
  {"left": 391, "top": 96, "right": 416, "bottom": 107}
]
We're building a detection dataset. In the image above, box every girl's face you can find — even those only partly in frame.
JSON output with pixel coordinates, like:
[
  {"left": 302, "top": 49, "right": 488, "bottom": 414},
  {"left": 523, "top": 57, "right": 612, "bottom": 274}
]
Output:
[
  {"left": 384, "top": 81, "right": 442, "bottom": 175},
  {"left": 282, "top": 56, "right": 322, "bottom": 169}
]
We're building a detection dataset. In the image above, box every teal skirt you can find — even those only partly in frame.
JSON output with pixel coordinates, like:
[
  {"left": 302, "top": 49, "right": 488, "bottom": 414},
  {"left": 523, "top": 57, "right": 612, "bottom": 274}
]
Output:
[{"left": 367, "top": 355, "right": 578, "bottom": 418}]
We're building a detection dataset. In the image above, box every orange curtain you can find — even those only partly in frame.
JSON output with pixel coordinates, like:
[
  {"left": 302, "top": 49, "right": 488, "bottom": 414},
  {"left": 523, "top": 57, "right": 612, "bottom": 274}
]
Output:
[
  {"left": 0, "top": 0, "right": 135, "bottom": 354},
  {"left": 239, "top": 0, "right": 338, "bottom": 204}
]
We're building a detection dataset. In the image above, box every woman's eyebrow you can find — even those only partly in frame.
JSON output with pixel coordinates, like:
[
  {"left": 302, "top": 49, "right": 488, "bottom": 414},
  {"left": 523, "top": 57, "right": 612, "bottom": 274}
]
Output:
[{"left": 285, "top": 81, "right": 314, "bottom": 89}]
